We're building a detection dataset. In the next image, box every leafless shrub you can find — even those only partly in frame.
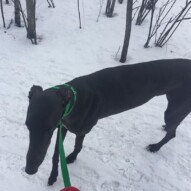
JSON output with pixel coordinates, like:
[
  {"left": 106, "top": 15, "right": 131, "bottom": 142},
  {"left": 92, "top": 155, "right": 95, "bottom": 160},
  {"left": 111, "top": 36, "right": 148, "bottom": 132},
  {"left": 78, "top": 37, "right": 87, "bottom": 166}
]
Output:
[
  {"left": 136, "top": 0, "right": 158, "bottom": 25},
  {"left": 144, "top": 0, "right": 191, "bottom": 47},
  {"left": 155, "top": 0, "right": 191, "bottom": 47}
]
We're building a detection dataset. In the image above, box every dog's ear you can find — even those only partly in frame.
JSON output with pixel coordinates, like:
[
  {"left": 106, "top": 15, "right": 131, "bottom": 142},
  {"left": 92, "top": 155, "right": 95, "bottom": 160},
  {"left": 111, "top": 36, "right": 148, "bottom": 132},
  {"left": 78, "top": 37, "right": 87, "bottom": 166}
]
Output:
[
  {"left": 56, "top": 88, "right": 72, "bottom": 105},
  {"left": 28, "top": 85, "right": 43, "bottom": 100}
]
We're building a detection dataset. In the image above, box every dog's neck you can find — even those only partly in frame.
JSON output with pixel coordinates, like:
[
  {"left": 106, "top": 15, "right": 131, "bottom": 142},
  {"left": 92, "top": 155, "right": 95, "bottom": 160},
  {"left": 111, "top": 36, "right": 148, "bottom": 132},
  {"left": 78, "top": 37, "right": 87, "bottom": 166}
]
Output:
[{"left": 53, "top": 84, "right": 77, "bottom": 130}]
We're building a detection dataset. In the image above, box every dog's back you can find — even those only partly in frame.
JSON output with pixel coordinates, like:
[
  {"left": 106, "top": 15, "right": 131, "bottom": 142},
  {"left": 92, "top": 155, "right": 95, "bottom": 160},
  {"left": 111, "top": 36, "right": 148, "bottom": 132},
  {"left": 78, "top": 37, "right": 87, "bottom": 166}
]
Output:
[
  {"left": 70, "top": 59, "right": 191, "bottom": 116},
  {"left": 64, "top": 59, "right": 191, "bottom": 135}
]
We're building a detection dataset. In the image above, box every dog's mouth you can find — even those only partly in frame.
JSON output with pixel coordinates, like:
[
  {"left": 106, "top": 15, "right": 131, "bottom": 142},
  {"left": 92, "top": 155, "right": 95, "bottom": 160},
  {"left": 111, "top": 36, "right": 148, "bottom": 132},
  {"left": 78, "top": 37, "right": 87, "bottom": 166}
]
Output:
[{"left": 25, "top": 165, "right": 38, "bottom": 175}]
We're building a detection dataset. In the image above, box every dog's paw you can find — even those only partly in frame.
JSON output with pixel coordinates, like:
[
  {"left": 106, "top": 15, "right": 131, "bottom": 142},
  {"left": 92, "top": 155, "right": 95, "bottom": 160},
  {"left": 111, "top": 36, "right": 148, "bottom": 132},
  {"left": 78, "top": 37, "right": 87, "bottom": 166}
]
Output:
[
  {"left": 146, "top": 144, "right": 160, "bottom": 153},
  {"left": 66, "top": 153, "right": 77, "bottom": 164},
  {"left": 48, "top": 174, "right": 57, "bottom": 186}
]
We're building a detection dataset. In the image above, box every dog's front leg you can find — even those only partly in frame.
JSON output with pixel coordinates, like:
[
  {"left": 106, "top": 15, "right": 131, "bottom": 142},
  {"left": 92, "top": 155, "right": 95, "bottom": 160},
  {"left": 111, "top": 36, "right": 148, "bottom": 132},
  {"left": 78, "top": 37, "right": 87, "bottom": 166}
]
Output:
[
  {"left": 48, "top": 127, "right": 67, "bottom": 185},
  {"left": 66, "top": 134, "right": 85, "bottom": 164}
]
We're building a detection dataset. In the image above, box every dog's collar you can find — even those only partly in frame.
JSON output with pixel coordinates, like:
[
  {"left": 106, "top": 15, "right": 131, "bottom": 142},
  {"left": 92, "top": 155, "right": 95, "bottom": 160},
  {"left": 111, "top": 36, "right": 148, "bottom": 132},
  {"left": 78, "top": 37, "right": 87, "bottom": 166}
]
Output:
[{"left": 52, "top": 84, "right": 77, "bottom": 118}]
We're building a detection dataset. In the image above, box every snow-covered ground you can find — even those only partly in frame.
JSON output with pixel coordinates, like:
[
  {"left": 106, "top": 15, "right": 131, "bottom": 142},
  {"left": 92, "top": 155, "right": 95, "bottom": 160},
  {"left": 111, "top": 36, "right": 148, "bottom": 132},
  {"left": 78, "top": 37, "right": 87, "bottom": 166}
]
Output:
[{"left": 0, "top": 0, "right": 191, "bottom": 190}]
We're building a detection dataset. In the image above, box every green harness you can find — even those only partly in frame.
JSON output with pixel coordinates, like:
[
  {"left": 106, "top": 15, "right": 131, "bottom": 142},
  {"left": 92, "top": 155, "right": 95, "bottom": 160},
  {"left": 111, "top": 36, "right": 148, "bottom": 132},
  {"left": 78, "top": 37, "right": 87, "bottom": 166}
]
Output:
[{"left": 52, "top": 84, "right": 77, "bottom": 188}]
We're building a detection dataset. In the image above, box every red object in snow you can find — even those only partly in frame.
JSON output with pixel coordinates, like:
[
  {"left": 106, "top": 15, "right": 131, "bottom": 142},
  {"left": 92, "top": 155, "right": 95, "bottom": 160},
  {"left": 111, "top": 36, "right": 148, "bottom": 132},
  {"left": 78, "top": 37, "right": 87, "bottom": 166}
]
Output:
[{"left": 60, "top": 186, "right": 80, "bottom": 191}]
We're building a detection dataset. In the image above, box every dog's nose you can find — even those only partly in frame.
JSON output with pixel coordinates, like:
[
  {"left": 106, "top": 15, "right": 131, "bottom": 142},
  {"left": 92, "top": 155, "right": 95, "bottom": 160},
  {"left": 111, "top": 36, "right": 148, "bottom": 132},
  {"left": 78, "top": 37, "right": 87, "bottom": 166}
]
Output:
[{"left": 25, "top": 165, "right": 38, "bottom": 175}]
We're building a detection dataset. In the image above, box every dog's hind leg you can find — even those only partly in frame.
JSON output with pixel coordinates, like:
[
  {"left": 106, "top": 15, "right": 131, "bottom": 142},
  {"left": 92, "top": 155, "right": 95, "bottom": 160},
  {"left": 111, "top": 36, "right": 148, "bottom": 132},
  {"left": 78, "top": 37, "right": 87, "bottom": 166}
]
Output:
[
  {"left": 163, "top": 94, "right": 174, "bottom": 131},
  {"left": 48, "top": 128, "right": 67, "bottom": 185},
  {"left": 147, "top": 127, "right": 177, "bottom": 152},
  {"left": 147, "top": 94, "right": 191, "bottom": 152},
  {"left": 66, "top": 134, "right": 85, "bottom": 164}
]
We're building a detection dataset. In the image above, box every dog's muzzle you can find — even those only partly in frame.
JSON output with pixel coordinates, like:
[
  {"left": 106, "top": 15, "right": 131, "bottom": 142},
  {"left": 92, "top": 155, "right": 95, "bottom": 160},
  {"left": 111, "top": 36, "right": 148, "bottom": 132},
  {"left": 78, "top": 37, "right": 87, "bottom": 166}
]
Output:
[{"left": 25, "top": 165, "right": 38, "bottom": 175}]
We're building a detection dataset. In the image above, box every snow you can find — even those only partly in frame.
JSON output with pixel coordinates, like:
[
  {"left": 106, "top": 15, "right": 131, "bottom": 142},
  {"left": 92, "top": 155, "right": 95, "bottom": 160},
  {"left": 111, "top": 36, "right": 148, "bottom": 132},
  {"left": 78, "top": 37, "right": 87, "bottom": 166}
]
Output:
[{"left": 0, "top": 0, "right": 191, "bottom": 191}]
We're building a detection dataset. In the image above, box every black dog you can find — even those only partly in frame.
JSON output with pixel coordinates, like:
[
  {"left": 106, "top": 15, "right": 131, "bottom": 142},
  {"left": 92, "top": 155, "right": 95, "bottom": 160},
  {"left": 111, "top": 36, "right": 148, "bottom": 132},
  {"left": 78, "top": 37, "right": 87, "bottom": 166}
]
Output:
[{"left": 25, "top": 59, "right": 191, "bottom": 185}]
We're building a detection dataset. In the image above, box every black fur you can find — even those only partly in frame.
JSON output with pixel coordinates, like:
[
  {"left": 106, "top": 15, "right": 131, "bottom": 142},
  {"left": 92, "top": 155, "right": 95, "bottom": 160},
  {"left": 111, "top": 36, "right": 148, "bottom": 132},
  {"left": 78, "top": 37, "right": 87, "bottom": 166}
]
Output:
[
  {"left": 25, "top": 59, "right": 191, "bottom": 185},
  {"left": 28, "top": 85, "right": 43, "bottom": 100}
]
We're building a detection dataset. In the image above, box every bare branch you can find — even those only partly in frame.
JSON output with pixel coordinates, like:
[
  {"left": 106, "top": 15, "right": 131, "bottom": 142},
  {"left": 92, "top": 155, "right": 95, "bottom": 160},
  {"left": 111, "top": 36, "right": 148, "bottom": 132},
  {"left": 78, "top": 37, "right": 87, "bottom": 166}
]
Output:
[
  {"left": 77, "top": 0, "right": 82, "bottom": 29},
  {"left": 177, "top": 16, "right": 191, "bottom": 21},
  {"left": 155, "top": 1, "right": 191, "bottom": 47},
  {"left": 136, "top": 0, "right": 158, "bottom": 25},
  {"left": 97, "top": 0, "right": 104, "bottom": 22},
  {"left": 47, "top": 0, "right": 55, "bottom": 8}
]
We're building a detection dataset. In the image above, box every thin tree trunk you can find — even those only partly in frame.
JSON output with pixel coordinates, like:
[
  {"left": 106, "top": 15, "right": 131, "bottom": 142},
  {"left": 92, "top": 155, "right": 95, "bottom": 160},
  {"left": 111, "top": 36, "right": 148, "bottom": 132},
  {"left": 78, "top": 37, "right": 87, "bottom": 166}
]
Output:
[
  {"left": 14, "top": 0, "right": 21, "bottom": 27},
  {"left": 144, "top": 2, "right": 155, "bottom": 47},
  {"left": 105, "top": 0, "right": 116, "bottom": 17},
  {"left": 120, "top": 0, "right": 133, "bottom": 63},
  {"left": 0, "top": 0, "right": 6, "bottom": 28},
  {"left": 6, "top": 0, "right": 9, "bottom": 4},
  {"left": 26, "top": 0, "right": 36, "bottom": 42},
  {"left": 110, "top": 0, "right": 116, "bottom": 16},
  {"left": 106, "top": 0, "right": 111, "bottom": 14}
]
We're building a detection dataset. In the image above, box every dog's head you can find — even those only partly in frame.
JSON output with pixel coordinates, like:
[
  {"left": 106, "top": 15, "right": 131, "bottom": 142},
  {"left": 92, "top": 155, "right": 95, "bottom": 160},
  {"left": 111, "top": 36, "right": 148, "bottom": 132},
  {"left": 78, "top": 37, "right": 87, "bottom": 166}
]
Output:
[{"left": 25, "top": 85, "right": 71, "bottom": 175}]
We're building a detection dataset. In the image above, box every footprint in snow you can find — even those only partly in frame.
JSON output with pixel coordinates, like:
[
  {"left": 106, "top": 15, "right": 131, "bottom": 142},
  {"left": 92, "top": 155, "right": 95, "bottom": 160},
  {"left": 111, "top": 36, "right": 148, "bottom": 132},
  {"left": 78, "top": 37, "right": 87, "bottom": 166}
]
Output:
[{"left": 101, "top": 180, "right": 122, "bottom": 191}]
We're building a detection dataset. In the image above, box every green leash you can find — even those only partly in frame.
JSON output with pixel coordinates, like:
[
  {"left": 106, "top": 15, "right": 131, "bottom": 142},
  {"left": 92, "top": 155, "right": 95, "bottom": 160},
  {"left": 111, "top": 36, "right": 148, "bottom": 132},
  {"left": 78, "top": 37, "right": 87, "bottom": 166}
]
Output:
[
  {"left": 59, "top": 124, "right": 71, "bottom": 187},
  {"left": 53, "top": 84, "right": 77, "bottom": 188}
]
